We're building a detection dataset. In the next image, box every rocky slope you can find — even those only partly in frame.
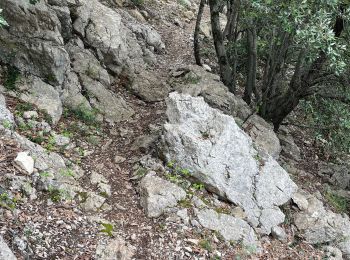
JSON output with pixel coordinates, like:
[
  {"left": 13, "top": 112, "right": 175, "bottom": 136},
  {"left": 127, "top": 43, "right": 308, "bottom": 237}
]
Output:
[{"left": 0, "top": 0, "right": 349, "bottom": 259}]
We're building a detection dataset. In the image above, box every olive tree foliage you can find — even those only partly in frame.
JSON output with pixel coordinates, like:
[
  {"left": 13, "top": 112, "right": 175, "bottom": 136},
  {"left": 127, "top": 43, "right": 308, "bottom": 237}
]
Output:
[{"left": 195, "top": 0, "right": 350, "bottom": 131}]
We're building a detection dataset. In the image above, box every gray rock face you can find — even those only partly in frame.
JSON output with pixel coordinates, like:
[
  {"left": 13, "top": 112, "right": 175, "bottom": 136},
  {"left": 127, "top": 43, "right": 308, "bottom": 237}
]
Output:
[
  {"left": 170, "top": 65, "right": 280, "bottom": 157},
  {"left": 73, "top": 0, "right": 145, "bottom": 75},
  {"left": 244, "top": 115, "right": 281, "bottom": 159},
  {"left": 16, "top": 76, "right": 62, "bottom": 124},
  {"left": 80, "top": 75, "right": 134, "bottom": 122},
  {"left": 139, "top": 174, "right": 187, "bottom": 217},
  {"left": 0, "top": 0, "right": 70, "bottom": 85},
  {"left": 293, "top": 191, "right": 350, "bottom": 258},
  {"left": 197, "top": 209, "right": 260, "bottom": 251},
  {"left": 162, "top": 93, "right": 297, "bottom": 233},
  {"left": 0, "top": 235, "right": 17, "bottom": 260},
  {"left": 278, "top": 126, "right": 301, "bottom": 161},
  {"left": 0, "top": 94, "right": 14, "bottom": 125}
]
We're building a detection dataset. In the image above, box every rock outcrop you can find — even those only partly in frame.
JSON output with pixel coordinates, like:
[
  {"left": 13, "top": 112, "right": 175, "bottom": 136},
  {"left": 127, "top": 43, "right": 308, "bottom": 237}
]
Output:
[
  {"left": 293, "top": 190, "right": 350, "bottom": 258},
  {"left": 0, "top": 0, "right": 165, "bottom": 124},
  {"left": 169, "top": 65, "right": 281, "bottom": 158},
  {"left": 161, "top": 92, "right": 297, "bottom": 234}
]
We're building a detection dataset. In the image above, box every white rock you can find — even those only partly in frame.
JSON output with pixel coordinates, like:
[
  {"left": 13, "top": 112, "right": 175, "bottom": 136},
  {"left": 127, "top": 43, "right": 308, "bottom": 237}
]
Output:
[
  {"left": 0, "top": 235, "right": 17, "bottom": 260},
  {"left": 162, "top": 93, "right": 297, "bottom": 233},
  {"left": 23, "top": 111, "right": 38, "bottom": 119},
  {"left": 197, "top": 209, "right": 261, "bottom": 252},
  {"left": 139, "top": 174, "right": 186, "bottom": 218},
  {"left": 14, "top": 152, "right": 34, "bottom": 175},
  {"left": 202, "top": 64, "right": 211, "bottom": 72}
]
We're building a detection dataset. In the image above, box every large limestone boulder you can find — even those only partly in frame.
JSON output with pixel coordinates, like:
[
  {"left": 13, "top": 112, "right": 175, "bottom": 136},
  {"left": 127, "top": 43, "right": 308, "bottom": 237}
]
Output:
[
  {"left": 0, "top": 0, "right": 70, "bottom": 85},
  {"left": 161, "top": 93, "right": 297, "bottom": 234}
]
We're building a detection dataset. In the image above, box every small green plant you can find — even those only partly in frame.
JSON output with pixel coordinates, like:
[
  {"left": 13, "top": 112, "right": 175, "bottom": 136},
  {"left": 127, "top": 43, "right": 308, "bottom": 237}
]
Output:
[
  {"left": 85, "top": 65, "right": 98, "bottom": 78},
  {"left": 29, "top": 134, "right": 45, "bottom": 144},
  {"left": 192, "top": 183, "right": 204, "bottom": 190},
  {"left": 99, "top": 192, "right": 109, "bottom": 198},
  {"left": 100, "top": 223, "right": 114, "bottom": 237},
  {"left": 70, "top": 104, "right": 99, "bottom": 125},
  {"left": 18, "top": 122, "right": 31, "bottom": 131},
  {"left": 131, "top": 0, "right": 144, "bottom": 6},
  {"left": 48, "top": 186, "right": 70, "bottom": 203},
  {"left": 40, "top": 171, "right": 53, "bottom": 178},
  {"left": 325, "top": 190, "right": 348, "bottom": 213},
  {"left": 45, "top": 135, "right": 56, "bottom": 151},
  {"left": 178, "top": 198, "right": 192, "bottom": 208},
  {"left": 177, "top": 0, "right": 189, "bottom": 8},
  {"left": 59, "top": 168, "right": 75, "bottom": 178},
  {"left": 199, "top": 239, "right": 212, "bottom": 252},
  {"left": 135, "top": 167, "right": 147, "bottom": 178},
  {"left": 215, "top": 206, "right": 231, "bottom": 214},
  {"left": 4, "top": 66, "right": 20, "bottom": 91},
  {"left": 167, "top": 161, "right": 175, "bottom": 169},
  {"left": 77, "top": 191, "right": 89, "bottom": 203},
  {"left": 1, "top": 120, "right": 12, "bottom": 129},
  {"left": 15, "top": 102, "right": 35, "bottom": 116},
  {"left": 0, "top": 192, "right": 17, "bottom": 210},
  {"left": 61, "top": 130, "right": 73, "bottom": 138}
]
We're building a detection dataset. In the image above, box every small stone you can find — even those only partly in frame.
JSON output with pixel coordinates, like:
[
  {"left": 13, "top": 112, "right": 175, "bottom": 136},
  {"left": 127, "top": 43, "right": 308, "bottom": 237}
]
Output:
[
  {"left": 177, "top": 209, "right": 189, "bottom": 224},
  {"left": 131, "top": 234, "right": 137, "bottom": 241},
  {"left": 139, "top": 174, "right": 186, "bottom": 218},
  {"left": 271, "top": 226, "right": 287, "bottom": 241},
  {"left": 183, "top": 10, "right": 195, "bottom": 20},
  {"left": 114, "top": 155, "right": 126, "bottom": 164},
  {"left": 186, "top": 239, "right": 199, "bottom": 245},
  {"left": 232, "top": 206, "right": 246, "bottom": 219},
  {"left": 292, "top": 192, "right": 309, "bottom": 211},
  {"left": 14, "top": 152, "right": 34, "bottom": 174},
  {"left": 52, "top": 133, "right": 70, "bottom": 146},
  {"left": 323, "top": 246, "right": 343, "bottom": 260},
  {"left": 90, "top": 172, "right": 108, "bottom": 185},
  {"left": 23, "top": 111, "right": 38, "bottom": 119},
  {"left": 80, "top": 192, "right": 106, "bottom": 212},
  {"left": 202, "top": 64, "right": 211, "bottom": 72}
]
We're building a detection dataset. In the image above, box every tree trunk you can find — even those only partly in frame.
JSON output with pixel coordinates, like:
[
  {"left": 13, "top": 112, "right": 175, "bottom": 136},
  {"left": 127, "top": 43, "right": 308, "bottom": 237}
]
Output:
[
  {"left": 194, "top": 0, "right": 205, "bottom": 65},
  {"left": 243, "top": 27, "right": 257, "bottom": 104},
  {"left": 209, "top": 0, "right": 235, "bottom": 93},
  {"left": 260, "top": 11, "right": 344, "bottom": 131}
]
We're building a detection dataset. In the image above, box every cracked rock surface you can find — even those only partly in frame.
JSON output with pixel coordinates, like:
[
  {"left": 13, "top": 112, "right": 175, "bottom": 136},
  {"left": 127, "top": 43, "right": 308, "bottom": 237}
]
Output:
[{"left": 162, "top": 92, "right": 297, "bottom": 234}]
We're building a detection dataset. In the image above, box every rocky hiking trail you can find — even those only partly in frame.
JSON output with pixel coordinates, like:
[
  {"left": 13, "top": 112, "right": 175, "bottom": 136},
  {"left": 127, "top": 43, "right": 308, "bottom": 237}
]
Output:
[{"left": 0, "top": 0, "right": 350, "bottom": 259}]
